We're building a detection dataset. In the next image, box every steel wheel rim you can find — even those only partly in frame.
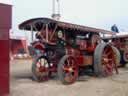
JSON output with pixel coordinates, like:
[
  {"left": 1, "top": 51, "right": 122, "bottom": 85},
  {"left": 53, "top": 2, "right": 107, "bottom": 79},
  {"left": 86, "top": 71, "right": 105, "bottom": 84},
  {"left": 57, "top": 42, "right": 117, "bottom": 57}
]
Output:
[
  {"left": 102, "top": 46, "right": 114, "bottom": 75},
  {"left": 62, "top": 56, "right": 78, "bottom": 83}
]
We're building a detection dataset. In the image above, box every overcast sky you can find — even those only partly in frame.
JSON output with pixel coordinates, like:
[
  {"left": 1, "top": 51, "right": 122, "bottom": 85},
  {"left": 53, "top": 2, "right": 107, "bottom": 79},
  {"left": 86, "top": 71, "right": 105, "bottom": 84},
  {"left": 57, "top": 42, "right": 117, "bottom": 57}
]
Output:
[{"left": 12, "top": 0, "right": 128, "bottom": 36}]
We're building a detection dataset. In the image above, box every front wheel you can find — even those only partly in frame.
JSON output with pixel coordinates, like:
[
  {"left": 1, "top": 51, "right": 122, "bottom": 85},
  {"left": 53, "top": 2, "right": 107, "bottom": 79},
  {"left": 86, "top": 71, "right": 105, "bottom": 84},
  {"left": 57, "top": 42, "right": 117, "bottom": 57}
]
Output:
[
  {"left": 58, "top": 55, "right": 78, "bottom": 84},
  {"left": 32, "top": 56, "right": 50, "bottom": 82}
]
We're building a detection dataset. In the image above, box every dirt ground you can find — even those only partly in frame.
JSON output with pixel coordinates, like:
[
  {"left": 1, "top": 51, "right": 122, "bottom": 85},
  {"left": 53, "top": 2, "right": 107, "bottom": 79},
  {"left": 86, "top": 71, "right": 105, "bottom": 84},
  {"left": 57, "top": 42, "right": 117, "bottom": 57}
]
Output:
[{"left": 10, "top": 60, "right": 128, "bottom": 96}]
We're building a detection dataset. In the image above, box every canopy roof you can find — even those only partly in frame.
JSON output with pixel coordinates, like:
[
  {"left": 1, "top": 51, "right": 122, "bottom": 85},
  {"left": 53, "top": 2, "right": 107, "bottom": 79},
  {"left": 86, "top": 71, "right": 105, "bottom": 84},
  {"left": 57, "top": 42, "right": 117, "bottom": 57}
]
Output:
[
  {"left": 103, "top": 34, "right": 128, "bottom": 39},
  {"left": 19, "top": 17, "right": 115, "bottom": 35}
]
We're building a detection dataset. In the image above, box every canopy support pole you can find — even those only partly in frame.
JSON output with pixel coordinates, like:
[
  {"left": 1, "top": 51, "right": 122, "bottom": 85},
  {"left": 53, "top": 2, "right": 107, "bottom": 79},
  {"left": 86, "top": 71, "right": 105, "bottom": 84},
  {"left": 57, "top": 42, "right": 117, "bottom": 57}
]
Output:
[
  {"left": 31, "top": 25, "right": 34, "bottom": 42},
  {"left": 46, "top": 24, "right": 49, "bottom": 42}
]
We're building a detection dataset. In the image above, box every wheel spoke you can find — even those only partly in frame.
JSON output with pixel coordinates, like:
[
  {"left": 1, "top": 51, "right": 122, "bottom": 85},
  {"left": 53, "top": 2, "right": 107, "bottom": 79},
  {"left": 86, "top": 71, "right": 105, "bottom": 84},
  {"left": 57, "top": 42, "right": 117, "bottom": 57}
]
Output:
[
  {"left": 63, "top": 66, "right": 70, "bottom": 71},
  {"left": 36, "top": 61, "right": 41, "bottom": 68},
  {"left": 104, "top": 48, "right": 109, "bottom": 54},
  {"left": 106, "top": 51, "right": 112, "bottom": 56},
  {"left": 106, "top": 63, "right": 112, "bottom": 69},
  {"left": 63, "top": 67, "right": 74, "bottom": 72}
]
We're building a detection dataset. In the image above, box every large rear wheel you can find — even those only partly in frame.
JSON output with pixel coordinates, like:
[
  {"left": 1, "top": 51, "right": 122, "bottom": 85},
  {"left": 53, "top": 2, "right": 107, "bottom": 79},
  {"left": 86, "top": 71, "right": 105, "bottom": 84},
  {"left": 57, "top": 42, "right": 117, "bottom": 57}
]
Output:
[
  {"left": 32, "top": 56, "right": 50, "bottom": 82},
  {"left": 94, "top": 43, "right": 117, "bottom": 76},
  {"left": 58, "top": 55, "right": 78, "bottom": 84}
]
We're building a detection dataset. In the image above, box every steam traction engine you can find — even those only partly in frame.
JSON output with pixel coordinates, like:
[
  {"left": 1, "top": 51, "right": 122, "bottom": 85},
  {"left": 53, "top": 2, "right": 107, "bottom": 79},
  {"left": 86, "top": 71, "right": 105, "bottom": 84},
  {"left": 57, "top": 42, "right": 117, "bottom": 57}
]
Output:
[
  {"left": 104, "top": 34, "right": 128, "bottom": 67},
  {"left": 19, "top": 18, "right": 117, "bottom": 84}
]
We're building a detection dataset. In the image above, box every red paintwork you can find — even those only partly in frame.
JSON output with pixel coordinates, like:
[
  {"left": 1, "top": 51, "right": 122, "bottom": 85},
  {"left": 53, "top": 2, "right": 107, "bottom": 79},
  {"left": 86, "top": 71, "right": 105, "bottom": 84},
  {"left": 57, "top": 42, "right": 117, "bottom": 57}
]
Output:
[
  {"left": 65, "top": 48, "right": 93, "bottom": 66},
  {"left": 10, "top": 39, "right": 27, "bottom": 55},
  {"left": 77, "top": 39, "right": 87, "bottom": 50},
  {"left": 87, "top": 46, "right": 95, "bottom": 53},
  {"left": 83, "top": 56, "right": 93, "bottom": 65},
  {"left": 0, "top": 3, "right": 11, "bottom": 95},
  {"left": 0, "top": 4, "right": 12, "bottom": 29},
  {"left": 0, "top": 39, "right": 9, "bottom": 95},
  {"left": 65, "top": 48, "right": 85, "bottom": 65},
  {"left": 32, "top": 41, "right": 45, "bottom": 50},
  {"left": 76, "top": 56, "right": 84, "bottom": 65}
]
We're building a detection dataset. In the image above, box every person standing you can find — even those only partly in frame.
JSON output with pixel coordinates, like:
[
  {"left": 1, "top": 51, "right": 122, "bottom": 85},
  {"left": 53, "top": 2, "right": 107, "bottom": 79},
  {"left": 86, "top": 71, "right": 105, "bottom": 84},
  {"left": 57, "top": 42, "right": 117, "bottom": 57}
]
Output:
[{"left": 111, "top": 24, "right": 119, "bottom": 33}]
